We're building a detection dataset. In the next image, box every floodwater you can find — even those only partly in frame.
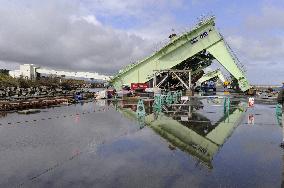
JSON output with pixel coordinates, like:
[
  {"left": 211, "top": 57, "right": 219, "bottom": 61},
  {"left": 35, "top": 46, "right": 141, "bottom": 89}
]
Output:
[{"left": 0, "top": 96, "right": 282, "bottom": 187}]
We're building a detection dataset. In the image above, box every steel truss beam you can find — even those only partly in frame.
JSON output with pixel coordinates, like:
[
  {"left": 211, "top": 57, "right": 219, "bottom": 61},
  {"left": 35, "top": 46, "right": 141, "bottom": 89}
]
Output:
[{"left": 153, "top": 69, "right": 191, "bottom": 90}]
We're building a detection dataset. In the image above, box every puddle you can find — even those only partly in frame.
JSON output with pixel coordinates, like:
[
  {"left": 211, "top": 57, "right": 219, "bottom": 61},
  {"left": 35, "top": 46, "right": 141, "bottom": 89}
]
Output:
[{"left": 0, "top": 98, "right": 282, "bottom": 187}]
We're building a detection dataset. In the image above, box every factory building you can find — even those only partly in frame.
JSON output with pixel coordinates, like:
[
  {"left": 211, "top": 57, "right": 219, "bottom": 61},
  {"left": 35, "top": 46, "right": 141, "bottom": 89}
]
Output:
[{"left": 9, "top": 64, "right": 110, "bottom": 81}]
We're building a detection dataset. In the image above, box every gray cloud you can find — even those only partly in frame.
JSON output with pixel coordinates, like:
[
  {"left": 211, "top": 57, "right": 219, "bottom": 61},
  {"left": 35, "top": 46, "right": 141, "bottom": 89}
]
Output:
[
  {"left": 82, "top": 0, "right": 185, "bottom": 41},
  {"left": 223, "top": 4, "right": 284, "bottom": 84},
  {"left": 226, "top": 34, "right": 284, "bottom": 84},
  {"left": 0, "top": 0, "right": 155, "bottom": 75},
  {"left": 227, "top": 35, "right": 284, "bottom": 63},
  {"left": 84, "top": 0, "right": 185, "bottom": 18},
  {"left": 245, "top": 5, "right": 284, "bottom": 31}
]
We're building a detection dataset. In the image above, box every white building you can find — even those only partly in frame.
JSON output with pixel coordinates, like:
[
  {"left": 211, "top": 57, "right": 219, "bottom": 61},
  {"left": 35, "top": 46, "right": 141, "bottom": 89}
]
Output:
[
  {"left": 9, "top": 64, "right": 110, "bottom": 81},
  {"left": 9, "top": 64, "right": 38, "bottom": 79}
]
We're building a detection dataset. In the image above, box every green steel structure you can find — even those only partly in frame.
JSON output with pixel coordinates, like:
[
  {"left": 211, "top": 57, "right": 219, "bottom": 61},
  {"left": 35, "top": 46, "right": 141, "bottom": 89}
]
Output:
[
  {"left": 110, "top": 17, "right": 250, "bottom": 92},
  {"left": 196, "top": 69, "right": 226, "bottom": 85}
]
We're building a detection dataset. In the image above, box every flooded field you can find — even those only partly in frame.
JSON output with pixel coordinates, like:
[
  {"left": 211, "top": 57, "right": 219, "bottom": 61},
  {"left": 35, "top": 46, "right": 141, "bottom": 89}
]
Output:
[{"left": 0, "top": 96, "right": 282, "bottom": 187}]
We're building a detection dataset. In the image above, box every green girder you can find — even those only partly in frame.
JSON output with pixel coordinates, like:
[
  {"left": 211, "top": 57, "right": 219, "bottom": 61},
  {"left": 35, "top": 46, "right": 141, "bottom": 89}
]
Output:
[{"left": 197, "top": 69, "right": 225, "bottom": 84}]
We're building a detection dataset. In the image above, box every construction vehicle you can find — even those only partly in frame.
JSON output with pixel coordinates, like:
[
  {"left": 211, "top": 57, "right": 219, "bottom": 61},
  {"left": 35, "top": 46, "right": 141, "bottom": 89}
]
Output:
[{"left": 195, "top": 69, "right": 227, "bottom": 92}]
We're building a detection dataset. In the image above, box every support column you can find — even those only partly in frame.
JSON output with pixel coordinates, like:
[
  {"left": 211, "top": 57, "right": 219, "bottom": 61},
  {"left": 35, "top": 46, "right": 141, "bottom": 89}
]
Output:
[
  {"left": 186, "top": 71, "right": 193, "bottom": 96},
  {"left": 153, "top": 72, "right": 156, "bottom": 88},
  {"left": 282, "top": 110, "right": 284, "bottom": 143},
  {"left": 188, "top": 71, "right": 191, "bottom": 89}
]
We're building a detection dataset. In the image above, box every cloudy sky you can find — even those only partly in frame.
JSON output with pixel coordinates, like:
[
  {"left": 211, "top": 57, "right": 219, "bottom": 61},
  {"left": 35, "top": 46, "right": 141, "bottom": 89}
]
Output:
[{"left": 0, "top": 0, "right": 283, "bottom": 84}]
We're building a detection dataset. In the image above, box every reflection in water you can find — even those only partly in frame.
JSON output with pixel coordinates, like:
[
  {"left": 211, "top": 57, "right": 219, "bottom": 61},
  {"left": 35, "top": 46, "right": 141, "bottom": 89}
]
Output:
[
  {"left": 75, "top": 114, "right": 80, "bottom": 123},
  {"left": 0, "top": 112, "right": 7, "bottom": 118},
  {"left": 206, "top": 97, "right": 222, "bottom": 105},
  {"left": 116, "top": 98, "right": 246, "bottom": 169},
  {"left": 276, "top": 104, "right": 283, "bottom": 127},
  {"left": 248, "top": 114, "right": 255, "bottom": 125}
]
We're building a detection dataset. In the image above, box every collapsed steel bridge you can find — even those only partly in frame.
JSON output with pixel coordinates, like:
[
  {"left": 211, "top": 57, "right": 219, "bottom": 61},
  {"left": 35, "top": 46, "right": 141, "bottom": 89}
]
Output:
[{"left": 110, "top": 17, "right": 250, "bottom": 92}]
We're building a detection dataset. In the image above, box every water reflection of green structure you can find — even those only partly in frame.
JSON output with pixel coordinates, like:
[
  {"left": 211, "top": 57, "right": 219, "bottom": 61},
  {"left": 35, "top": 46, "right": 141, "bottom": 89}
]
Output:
[
  {"left": 118, "top": 100, "right": 246, "bottom": 169},
  {"left": 276, "top": 104, "right": 282, "bottom": 126}
]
